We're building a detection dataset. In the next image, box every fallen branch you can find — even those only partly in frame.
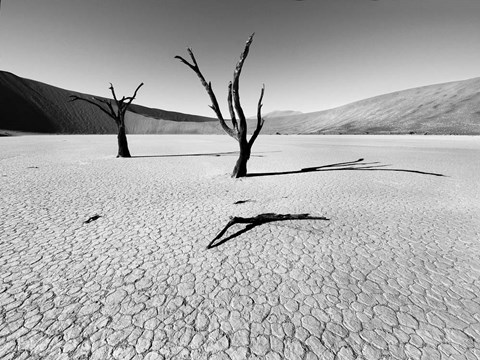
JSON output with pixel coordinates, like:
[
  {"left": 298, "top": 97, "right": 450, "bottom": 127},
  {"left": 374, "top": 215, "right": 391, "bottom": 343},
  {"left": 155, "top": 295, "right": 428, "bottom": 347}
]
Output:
[
  {"left": 84, "top": 214, "right": 101, "bottom": 224},
  {"left": 207, "top": 213, "right": 329, "bottom": 249}
]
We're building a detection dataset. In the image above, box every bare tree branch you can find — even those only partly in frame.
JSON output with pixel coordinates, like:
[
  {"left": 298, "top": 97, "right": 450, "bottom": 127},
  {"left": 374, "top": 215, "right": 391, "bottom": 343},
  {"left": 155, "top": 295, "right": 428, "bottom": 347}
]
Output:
[
  {"left": 69, "top": 95, "right": 112, "bottom": 118},
  {"left": 227, "top": 82, "right": 238, "bottom": 132},
  {"left": 257, "top": 84, "right": 265, "bottom": 126},
  {"left": 175, "top": 51, "right": 237, "bottom": 139},
  {"left": 175, "top": 49, "right": 199, "bottom": 74},
  {"left": 249, "top": 84, "right": 265, "bottom": 147},
  {"left": 232, "top": 33, "right": 255, "bottom": 133},
  {"left": 96, "top": 97, "right": 121, "bottom": 123},
  {"left": 116, "top": 82, "right": 145, "bottom": 120},
  {"left": 124, "top": 82, "right": 144, "bottom": 108},
  {"left": 109, "top": 83, "right": 119, "bottom": 104}
]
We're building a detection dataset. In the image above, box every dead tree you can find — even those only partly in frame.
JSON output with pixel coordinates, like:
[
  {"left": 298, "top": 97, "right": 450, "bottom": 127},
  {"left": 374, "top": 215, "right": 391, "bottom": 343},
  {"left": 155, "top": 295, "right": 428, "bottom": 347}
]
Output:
[
  {"left": 69, "top": 83, "right": 143, "bottom": 158},
  {"left": 176, "top": 34, "right": 265, "bottom": 178}
]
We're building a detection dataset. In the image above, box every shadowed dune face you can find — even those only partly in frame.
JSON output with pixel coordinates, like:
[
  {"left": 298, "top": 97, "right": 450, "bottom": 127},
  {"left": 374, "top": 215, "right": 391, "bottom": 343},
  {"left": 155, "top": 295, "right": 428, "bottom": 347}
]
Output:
[
  {"left": 1, "top": 70, "right": 480, "bottom": 135},
  {"left": 0, "top": 71, "right": 117, "bottom": 134},
  {"left": 0, "top": 71, "right": 219, "bottom": 135}
]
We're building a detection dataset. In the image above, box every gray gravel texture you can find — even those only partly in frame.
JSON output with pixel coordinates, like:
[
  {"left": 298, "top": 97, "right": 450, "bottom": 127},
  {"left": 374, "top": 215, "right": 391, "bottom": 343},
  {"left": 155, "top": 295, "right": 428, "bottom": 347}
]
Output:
[{"left": 0, "top": 135, "right": 479, "bottom": 360}]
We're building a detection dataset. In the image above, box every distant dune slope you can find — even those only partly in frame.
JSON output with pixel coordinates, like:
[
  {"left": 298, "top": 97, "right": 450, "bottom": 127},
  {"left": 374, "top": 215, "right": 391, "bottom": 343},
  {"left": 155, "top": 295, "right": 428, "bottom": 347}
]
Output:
[
  {"left": 264, "top": 77, "right": 480, "bottom": 135},
  {"left": 259, "top": 110, "right": 303, "bottom": 119},
  {"left": 1, "top": 70, "right": 479, "bottom": 135}
]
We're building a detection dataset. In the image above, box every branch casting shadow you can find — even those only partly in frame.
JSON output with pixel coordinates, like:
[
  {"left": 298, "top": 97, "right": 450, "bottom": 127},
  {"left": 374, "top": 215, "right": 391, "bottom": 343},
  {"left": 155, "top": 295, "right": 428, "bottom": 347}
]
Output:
[
  {"left": 207, "top": 213, "right": 329, "bottom": 249},
  {"left": 247, "top": 158, "right": 446, "bottom": 177}
]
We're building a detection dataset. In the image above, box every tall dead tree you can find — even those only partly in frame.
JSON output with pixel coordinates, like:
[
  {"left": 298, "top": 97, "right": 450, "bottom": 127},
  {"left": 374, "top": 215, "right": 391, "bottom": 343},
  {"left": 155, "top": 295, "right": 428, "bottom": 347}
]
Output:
[
  {"left": 176, "top": 34, "right": 265, "bottom": 178},
  {"left": 69, "top": 83, "right": 143, "bottom": 158}
]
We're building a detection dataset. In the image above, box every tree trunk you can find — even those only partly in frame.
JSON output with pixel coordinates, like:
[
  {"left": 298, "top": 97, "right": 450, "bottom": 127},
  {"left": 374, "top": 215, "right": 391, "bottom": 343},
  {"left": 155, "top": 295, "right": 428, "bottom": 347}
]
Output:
[
  {"left": 232, "top": 140, "right": 250, "bottom": 178},
  {"left": 116, "top": 125, "right": 131, "bottom": 158}
]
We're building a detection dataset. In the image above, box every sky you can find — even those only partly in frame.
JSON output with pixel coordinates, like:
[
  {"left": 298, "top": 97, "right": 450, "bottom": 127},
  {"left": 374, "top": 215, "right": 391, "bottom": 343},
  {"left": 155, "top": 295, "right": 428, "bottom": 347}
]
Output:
[{"left": 0, "top": 0, "right": 479, "bottom": 117}]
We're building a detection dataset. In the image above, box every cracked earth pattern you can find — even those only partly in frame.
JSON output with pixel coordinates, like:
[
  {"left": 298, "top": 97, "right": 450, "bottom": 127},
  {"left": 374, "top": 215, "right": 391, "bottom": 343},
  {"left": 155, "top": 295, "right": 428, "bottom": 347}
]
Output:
[{"left": 0, "top": 135, "right": 479, "bottom": 360}]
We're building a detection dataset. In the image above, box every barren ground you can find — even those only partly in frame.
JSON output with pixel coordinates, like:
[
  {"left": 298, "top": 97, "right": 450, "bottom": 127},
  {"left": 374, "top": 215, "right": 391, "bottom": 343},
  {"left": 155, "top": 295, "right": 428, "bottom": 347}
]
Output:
[{"left": 0, "top": 135, "right": 479, "bottom": 360}]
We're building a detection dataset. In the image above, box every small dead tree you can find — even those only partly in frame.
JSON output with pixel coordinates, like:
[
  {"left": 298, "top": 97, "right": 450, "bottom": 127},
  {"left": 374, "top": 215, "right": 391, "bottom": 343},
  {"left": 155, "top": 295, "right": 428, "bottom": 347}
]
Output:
[
  {"left": 69, "top": 83, "right": 143, "bottom": 158},
  {"left": 176, "top": 34, "right": 265, "bottom": 178}
]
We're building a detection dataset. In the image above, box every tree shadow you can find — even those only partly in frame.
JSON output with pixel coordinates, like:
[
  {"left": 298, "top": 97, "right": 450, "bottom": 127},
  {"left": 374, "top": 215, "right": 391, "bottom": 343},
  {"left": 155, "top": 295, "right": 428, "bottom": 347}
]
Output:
[
  {"left": 132, "top": 151, "right": 280, "bottom": 159},
  {"left": 207, "top": 213, "right": 329, "bottom": 249},
  {"left": 247, "top": 158, "right": 446, "bottom": 177},
  {"left": 132, "top": 151, "right": 239, "bottom": 158}
]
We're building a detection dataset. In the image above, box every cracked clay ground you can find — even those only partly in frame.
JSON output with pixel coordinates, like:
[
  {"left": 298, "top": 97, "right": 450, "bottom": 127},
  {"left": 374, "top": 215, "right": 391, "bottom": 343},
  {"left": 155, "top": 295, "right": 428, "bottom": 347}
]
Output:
[{"left": 0, "top": 135, "right": 479, "bottom": 360}]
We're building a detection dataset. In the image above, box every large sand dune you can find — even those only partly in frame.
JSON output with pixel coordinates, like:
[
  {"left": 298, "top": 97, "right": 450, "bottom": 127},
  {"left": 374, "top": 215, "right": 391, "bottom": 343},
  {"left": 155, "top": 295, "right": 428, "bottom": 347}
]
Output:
[
  {"left": 1, "top": 70, "right": 479, "bottom": 135},
  {"left": 0, "top": 71, "right": 220, "bottom": 135},
  {"left": 0, "top": 135, "right": 479, "bottom": 358},
  {"left": 264, "top": 78, "right": 480, "bottom": 135}
]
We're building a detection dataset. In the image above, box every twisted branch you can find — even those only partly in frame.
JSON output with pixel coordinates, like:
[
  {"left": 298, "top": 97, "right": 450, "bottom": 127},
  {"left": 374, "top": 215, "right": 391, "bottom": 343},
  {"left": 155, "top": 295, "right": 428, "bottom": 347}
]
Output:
[
  {"left": 124, "top": 82, "right": 144, "bottom": 109},
  {"left": 249, "top": 84, "right": 265, "bottom": 147},
  {"left": 70, "top": 82, "right": 143, "bottom": 126},
  {"left": 232, "top": 33, "right": 255, "bottom": 134},
  {"left": 109, "top": 83, "right": 119, "bottom": 104},
  {"left": 69, "top": 95, "right": 112, "bottom": 118},
  {"left": 175, "top": 51, "right": 237, "bottom": 139},
  {"left": 227, "top": 82, "right": 238, "bottom": 132}
]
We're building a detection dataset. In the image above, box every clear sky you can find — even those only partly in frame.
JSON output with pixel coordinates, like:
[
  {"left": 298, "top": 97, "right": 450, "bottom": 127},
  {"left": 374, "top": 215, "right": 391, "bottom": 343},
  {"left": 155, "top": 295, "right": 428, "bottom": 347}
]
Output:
[{"left": 1, "top": 0, "right": 479, "bottom": 117}]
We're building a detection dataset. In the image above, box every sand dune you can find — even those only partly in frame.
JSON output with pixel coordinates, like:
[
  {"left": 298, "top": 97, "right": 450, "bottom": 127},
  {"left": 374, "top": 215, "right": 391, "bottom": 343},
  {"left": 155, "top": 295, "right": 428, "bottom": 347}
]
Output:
[
  {"left": 0, "top": 71, "right": 220, "bottom": 135},
  {"left": 259, "top": 110, "right": 304, "bottom": 119},
  {"left": 1, "top": 70, "right": 479, "bottom": 135},
  {"left": 265, "top": 77, "right": 480, "bottom": 135}
]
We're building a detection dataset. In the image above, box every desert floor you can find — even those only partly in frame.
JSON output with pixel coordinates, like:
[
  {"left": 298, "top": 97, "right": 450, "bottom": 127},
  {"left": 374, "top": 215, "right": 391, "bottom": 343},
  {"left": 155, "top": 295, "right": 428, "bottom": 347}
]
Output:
[{"left": 0, "top": 134, "right": 479, "bottom": 360}]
